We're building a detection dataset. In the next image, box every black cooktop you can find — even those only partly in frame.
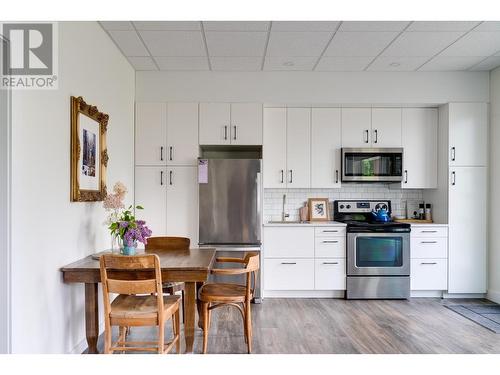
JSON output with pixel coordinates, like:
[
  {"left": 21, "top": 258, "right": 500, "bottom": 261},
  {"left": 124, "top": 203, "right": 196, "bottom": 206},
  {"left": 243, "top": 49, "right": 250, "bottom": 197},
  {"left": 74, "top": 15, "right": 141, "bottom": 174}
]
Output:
[{"left": 341, "top": 220, "right": 411, "bottom": 233}]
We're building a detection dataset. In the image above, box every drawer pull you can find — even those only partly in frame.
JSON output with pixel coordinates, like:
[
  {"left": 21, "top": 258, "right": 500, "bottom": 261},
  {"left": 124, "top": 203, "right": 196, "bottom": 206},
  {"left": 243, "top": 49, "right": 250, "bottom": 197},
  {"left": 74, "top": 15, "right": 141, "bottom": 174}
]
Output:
[
  {"left": 322, "top": 262, "right": 339, "bottom": 265},
  {"left": 420, "top": 241, "right": 437, "bottom": 244},
  {"left": 420, "top": 230, "right": 437, "bottom": 233},
  {"left": 420, "top": 262, "right": 437, "bottom": 265},
  {"left": 322, "top": 240, "right": 339, "bottom": 244},
  {"left": 322, "top": 230, "right": 339, "bottom": 233},
  {"left": 281, "top": 262, "right": 296, "bottom": 265}
]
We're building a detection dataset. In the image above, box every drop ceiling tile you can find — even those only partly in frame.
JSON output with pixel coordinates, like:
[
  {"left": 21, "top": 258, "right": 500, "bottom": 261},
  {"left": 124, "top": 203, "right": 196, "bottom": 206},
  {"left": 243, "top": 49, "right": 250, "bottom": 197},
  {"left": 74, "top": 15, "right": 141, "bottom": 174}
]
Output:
[
  {"left": 127, "top": 56, "right": 157, "bottom": 70},
  {"left": 203, "top": 21, "right": 270, "bottom": 31},
  {"left": 211, "top": 57, "right": 262, "bottom": 71},
  {"left": 474, "top": 22, "right": 500, "bottom": 31},
  {"left": 324, "top": 31, "right": 398, "bottom": 57},
  {"left": 440, "top": 32, "right": 500, "bottom": 57},
  {"left": 419, "top": 56, "right": 486, "bottom": 71},
  {"left": 154, "top": 56, "right": 208, "bottom": 70},
  {"left": 339, "top": 21, "right": 410, "bottom": 32},
  {"left": 367, "top": 56, "right": 429, "bottom": 71},
  {"left": 315, "top": 56, "right": 372, "bottom": 71},
  {"left": 108, "top": 30, "right": 149, "bottom": 56},
  {"left": 139, "top": 31, "right": 205, "bottom": 56},
  {"left": 381, "top": 31, "right": 465, "bottom": 57},
  {"left": 99, "top": 21, "right": 134, "bottom": 31},
  {"left": 469, "top": 56, "right": 500, "bottom": 71},
  {"left": 133, "top": 21, "right": 201, "bottom": 31},
  {"left": 271, "top": 21, "right": 340, "bottom": 32},
  {"left": 267, "top": 32, "right": 332, "bottom": 57},
  {"left": 407, "top": 21, "right": 480, "bottom": 32},
  {"left": 205, "top": 31, "right": 268, "bottom": 56},
  {"left": 264, "top": 56, "right": 317, "bottom": 71}
]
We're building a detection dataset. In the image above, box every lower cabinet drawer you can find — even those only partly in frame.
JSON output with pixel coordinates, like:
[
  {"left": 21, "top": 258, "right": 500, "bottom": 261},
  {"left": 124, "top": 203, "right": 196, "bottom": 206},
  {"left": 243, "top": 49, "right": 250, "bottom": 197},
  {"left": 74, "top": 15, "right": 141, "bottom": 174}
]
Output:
[
  {"left": 264, "top": 258, "right": 314, "bottom": 290},
  {"left": 315, "top": 259, "right": 346, "bottom": 290},
  {"left": 315, "top": 237, "right": 345, "bottom": 258},
  {"left": 411, "top": 237, "right": 447, "bottom": 258},
  {"left": 411, "top": 258, "right": 448, "bottom": 290}
]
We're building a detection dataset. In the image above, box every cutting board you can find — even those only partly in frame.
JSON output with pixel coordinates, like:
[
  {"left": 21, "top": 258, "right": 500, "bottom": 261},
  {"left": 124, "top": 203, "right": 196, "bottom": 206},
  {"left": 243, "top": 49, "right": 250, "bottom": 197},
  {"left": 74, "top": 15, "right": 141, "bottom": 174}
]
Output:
[{"left": 393, "top": 218, "right": 433, "bottom": 224}]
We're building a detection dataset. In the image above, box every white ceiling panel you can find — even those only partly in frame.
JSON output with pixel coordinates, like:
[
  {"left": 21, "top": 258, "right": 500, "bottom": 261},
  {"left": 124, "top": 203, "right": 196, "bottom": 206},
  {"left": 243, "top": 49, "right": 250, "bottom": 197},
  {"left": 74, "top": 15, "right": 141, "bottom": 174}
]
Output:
[
  {"left": 267, "top": 32, "right": 332, "bottom": 56},
  {"left": 324, "top": 32, "right": 398, "bottom": 57},
  {"left": 139, "top": 31, "right": 205, "bottom": 56},
  {"left": 339, "top": 21, "right": 410, "bottom": 32},
  {"left": 469, "top": 56, "right": 500, "bottom": 71},
  {"left": 264, "top": 56, "right": 317, "bottom": 70},
  {"left": 271, "top": 21, "right": 340, "bottom": 32},
  {"left": 315, "top": 56, "right": 372, "bottom": 71},
  {"left": 419, "top": 56, "right": 486, "bottom": 71},
  {"left": 474, "top": 22, "right": 500, "bottom": 31},
  {"left": 100, "top": 21, "right": 135, "bottom": 31},
  {"left": 367, "top": 56, "right": 430, "bottom": 71},
  {"left": 381, "top": 31, "right": 465, "bottom": 57},
  {"left": 440, "top": 32, "right": 500, "bottom": 57},
  {"left": 211, "top": 57, "right": 262, "bottom": 71},
  {"left": 205, "top": 31, "right": 267, "bottom": 56},
  {"left": 108, "top": 30, "right": 149, "bottom": 56},
  {"left": 127, "top": 56, "right": 158, "bottom": 70},
  {"left": 154, "top": 56, "right": 209, "bottom": 70},
  {"left": 407, "top": 21, "right": 480, "bottom": 32},
  {"left": 133, "top": 21, "right": 201, "bottom": 31},
  {"left": 203, "top": 21, "right": 270, "bottom": 31}
]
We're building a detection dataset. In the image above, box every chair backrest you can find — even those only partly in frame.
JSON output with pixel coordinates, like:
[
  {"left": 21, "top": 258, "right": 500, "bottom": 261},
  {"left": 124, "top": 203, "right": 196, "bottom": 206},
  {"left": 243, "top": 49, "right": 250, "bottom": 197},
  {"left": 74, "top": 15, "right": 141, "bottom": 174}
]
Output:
[
  {"left": 244, "top": 253, "right": 260, "bottom": 298},
  {"left": 145, "top": 236, "right": 190, "bottom": 251}
]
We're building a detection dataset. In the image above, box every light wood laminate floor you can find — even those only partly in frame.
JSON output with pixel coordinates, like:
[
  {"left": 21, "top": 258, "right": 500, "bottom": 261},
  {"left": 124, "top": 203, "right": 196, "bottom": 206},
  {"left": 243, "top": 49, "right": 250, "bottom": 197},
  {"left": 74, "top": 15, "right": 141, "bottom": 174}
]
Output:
[{"left": 94, "top": 298, "right": 500, "bottom": 354}]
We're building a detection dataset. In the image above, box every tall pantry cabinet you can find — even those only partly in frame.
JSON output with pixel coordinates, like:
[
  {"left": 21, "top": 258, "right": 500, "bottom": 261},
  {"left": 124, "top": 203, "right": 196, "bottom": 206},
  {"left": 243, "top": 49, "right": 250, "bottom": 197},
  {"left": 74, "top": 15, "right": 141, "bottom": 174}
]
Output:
[{"left": 135, "top": 102, "right": 199, "bottom": 244}]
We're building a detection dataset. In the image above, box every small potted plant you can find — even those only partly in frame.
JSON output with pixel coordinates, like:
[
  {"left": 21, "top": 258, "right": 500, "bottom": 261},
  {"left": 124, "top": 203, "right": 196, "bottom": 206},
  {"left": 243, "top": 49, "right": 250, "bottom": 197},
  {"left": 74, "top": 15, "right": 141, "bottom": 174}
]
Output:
[{"left": 104, "top": 182, "right": 152, "bottom": 255}]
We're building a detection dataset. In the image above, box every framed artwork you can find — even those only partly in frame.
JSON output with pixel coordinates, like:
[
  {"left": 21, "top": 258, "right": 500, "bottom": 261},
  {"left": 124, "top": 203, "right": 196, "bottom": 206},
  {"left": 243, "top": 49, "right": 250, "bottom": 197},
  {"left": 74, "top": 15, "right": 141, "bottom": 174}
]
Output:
[
  {"left": 308, "top": 198, "right": 329, "bottom": 222},
  {"left": 70, "top": 96, "right": 109, "bottom": 202}
]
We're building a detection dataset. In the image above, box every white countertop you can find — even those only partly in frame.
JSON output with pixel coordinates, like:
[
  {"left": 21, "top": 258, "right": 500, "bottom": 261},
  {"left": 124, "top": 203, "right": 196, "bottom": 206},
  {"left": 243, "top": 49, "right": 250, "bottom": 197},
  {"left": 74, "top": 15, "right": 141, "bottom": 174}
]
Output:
[
  {"left": 263, "top": 221, "right": 346, "bottom": 227},
  {"left": 409, "top": 223, "right": 448, "bottom": 226}
]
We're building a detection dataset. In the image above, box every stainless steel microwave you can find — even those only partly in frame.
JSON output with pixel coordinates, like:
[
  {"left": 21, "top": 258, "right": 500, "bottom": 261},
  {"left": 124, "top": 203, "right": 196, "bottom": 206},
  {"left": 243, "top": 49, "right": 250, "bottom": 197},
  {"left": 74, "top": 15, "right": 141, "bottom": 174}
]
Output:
[{"left": 342, "top": 148, "right": 403, "bottom": 182}]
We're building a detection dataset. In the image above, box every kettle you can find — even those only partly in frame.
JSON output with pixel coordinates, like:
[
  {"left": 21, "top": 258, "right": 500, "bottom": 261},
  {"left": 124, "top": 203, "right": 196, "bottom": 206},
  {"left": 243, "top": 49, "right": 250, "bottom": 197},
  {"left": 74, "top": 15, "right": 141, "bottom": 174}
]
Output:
[{"left": 371, "top": 208, "right": 391, "bottom": 222}]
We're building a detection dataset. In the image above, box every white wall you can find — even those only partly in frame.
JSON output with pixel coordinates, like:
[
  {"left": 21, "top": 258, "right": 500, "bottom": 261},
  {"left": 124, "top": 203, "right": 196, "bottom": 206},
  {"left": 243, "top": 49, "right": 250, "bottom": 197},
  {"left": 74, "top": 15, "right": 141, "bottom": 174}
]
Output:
[
  {"left": 489, "top": 67, "right": 500, "bottom": 303},
  {"left": 136, "top": 71, "right": 489, "bottom": 105},
  {"left": 10, "top": 22, "right": 135, "bottom": 353}
]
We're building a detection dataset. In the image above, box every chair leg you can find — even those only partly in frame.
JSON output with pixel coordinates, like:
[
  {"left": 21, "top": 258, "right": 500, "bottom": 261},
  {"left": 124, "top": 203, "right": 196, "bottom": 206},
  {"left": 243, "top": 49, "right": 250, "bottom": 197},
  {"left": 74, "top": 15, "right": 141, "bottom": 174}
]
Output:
[
  {"left": 245, "top": 301, "right": 252, "bottom": 354},
  {"left": 174, "top": 309, "right": 181, "bottom": 354},
  {"left": 158, "top": 321, "right": 165, "bottom": 354},
  {"left": 181, "top": 289, "right": 185, "bottom": 323},
  {"left": 104, "top": 322, "right": 112, "bottom": 354},
  {"left": 202, "top": 302, "right": 209, "bottom": 354}
]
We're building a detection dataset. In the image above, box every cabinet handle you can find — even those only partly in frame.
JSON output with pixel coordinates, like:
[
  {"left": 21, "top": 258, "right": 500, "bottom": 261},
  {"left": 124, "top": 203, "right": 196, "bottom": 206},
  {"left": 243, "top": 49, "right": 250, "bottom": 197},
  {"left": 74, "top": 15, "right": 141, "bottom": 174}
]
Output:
[
  {"left": 421, "top": 230, "right": 437, "bottom": 233},
  {"left": 420, "top": 262, "right": 437, "bottom": 265},
  {"left": 169, "top": 170, "right": 173, "bottom": 185},
  {"left": 420, "top": 241, "right": 437, "bottom": 244},
  {"left": 322, "top": 230, "right": 338, "bottom": 233},
  {"left": 374, "top": 129, "right": 378, "bottom": 144},
  {"left": 280, "top": 170, "right": 284, "bottom": 184},
  {"left": 404, "top": 170, "right": 408, "bottom": 184},
  {"left": 289, "top": 170, "right": 293, "bottom": 184},
  {"left": 322, "top": 240, "right": 339, "bottom": 243},
  {"left": 335, "top": 170, "right": 339, "bottom": 184},
  {"left": 451, "top": 147, "right": 456, "bottom": 162},
  {"left": 323, "top": 262, "right": 339, "bottom": 265},
  {"left": 281, "top": 262, "right": 296, "bottom": 265},
  {"left": 169, "top": 146, "right": 173, "bottom": 161},
  {"left": 160, "top": 146, "right": 164, "bottom": 161},
  {"left": 451, "top": 171, "right": 456, "bottom": 186},
  {"left": 160, "top": 170, "right": 164, "bottom": 186},
  {"left": 364, "top": 129, "right": 369, "bottom": 143},
  {"left": 224, "top": 126, "right": 228, "bottom": 140},
  {"left": 233, "top": 125, "right": 237, "bottom": 140}
]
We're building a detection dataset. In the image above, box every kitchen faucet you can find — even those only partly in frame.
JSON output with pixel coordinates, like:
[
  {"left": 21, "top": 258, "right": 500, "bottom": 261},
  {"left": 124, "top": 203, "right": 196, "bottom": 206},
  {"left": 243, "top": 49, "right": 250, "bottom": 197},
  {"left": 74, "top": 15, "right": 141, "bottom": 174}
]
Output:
[{"left": 282, "top": 194, "right": 289, "bottom": 222}]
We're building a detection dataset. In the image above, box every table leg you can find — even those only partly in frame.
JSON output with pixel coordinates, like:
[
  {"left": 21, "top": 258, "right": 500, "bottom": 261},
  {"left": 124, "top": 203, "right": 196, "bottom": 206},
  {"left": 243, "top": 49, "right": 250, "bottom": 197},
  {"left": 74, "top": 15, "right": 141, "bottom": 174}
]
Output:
[
  {"left": 184, "top": 282, "right": 197, "bottom": 353},
  {"left": 84, "top": 283, "right": 99, "bottom": 354}
]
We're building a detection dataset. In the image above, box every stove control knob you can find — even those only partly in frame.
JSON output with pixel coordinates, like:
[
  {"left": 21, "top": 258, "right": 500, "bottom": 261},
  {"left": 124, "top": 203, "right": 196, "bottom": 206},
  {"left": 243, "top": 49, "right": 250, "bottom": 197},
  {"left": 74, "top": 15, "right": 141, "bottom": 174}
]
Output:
[
  {"left": 346, "top": 204, "right": 351, "bottom": 209},
  {"left": 340, "top": 205, "right": 345, "bottom": 209}
]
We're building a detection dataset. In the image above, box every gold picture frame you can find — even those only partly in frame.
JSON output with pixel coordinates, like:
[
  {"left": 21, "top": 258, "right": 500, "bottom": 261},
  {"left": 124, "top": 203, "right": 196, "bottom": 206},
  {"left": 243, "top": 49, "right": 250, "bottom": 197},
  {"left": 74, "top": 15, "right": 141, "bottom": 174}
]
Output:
[
  {"left": 70, "top": 96, "right": 109, "bottom": 202},
  {"left": 308, "top": 198, "right": 330, "bottom": 222}
]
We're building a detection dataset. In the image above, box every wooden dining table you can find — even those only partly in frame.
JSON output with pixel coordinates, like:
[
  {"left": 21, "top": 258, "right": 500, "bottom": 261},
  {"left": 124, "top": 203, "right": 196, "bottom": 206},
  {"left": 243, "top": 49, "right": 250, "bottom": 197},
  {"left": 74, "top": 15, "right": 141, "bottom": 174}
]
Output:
[{"left": 60, "top": 248, "right": 216, "bottom": 354}]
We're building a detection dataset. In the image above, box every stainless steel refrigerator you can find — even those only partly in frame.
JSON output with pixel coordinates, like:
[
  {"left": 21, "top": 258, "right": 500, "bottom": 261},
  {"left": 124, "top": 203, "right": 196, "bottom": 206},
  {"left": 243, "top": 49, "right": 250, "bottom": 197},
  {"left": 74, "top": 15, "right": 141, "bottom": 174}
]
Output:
[{"left": 198, "top": 158, "right": 262, "bottom": 302}]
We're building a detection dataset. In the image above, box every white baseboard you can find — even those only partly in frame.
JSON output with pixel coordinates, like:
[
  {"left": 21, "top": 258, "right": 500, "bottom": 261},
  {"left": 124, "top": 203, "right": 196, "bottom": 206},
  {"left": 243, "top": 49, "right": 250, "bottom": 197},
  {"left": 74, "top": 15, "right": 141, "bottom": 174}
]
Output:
[
  {"left": 410, "top": 290, "right": 444, "bottom": 298},
  {"left": 69, "top": 322, "right": 104, "bottom": 354},
  {"left": 487, "top": 289, "right": 500, "bottom": 303},
  {"left": 442, "top": 292, "right": 486, "bottom": 299},
  {"left": 264, "top": 290, "right": 345, "bottom": 298}
]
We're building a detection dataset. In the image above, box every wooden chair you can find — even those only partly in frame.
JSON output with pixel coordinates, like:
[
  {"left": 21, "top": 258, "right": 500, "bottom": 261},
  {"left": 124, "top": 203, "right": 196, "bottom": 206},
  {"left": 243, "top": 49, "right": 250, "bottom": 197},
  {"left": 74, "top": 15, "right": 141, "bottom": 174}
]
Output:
[
  {"left": 99, "top": 254, "right": 181, "bottom": 354},
  {"left": 145, "top": 236, "right": 190, "bottom": 322},
  {"left": 199, "top": 252, "right": 260, "bottom": 354}
]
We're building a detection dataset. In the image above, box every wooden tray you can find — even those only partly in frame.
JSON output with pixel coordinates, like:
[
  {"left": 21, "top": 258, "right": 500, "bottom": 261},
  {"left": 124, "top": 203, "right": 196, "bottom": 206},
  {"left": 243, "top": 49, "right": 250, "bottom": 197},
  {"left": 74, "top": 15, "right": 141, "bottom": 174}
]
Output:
[{"left": 393, "top": 219, "right": 433, "bottom": 224}]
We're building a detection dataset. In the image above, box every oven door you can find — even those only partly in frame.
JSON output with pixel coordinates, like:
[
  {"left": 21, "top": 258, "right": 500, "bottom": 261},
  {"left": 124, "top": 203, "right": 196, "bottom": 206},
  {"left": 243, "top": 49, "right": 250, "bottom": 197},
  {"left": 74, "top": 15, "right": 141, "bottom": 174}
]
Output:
[
  {"left": 347, "top": 232, "right": 410, "bottom": 276},
  {"left": 342, "top": 148, "right": 403, "bottom": 182}
]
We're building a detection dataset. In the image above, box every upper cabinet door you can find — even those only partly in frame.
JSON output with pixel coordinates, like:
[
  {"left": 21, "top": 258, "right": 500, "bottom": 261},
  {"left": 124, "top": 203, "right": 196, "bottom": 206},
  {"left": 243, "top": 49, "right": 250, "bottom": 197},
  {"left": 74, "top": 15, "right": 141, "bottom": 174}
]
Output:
[
  {"left": 286, "top": 108, "right": 311, "bottom": 188},
  {"left": 199, "top": 103, "right": 231, "bottom": 145},
  {"left": 371, "top": 108, "right": 402, "bottom": 147},
  {"left": 135, "top": 103, "right": 166, "bottom": 166},
  {"left": 402, "top": 108, "right": 438, "bottom": 189},
  {"left": 166, "top": 103, "right": 199, "bottom": 166},
  {"left": 230, "top": 103, "right": 263, "bottom": 145},
  {"left": 311, "top": 108, "right": 342, "bottom": 188},
  {"left": 135, "top": 166, "right": 167, "bottom": 236},
  {"left": 263, "top": 108, "right": 287, "bottom": 188},
  {"left": 449, "top": 103, "right": 488, "bottom": 167},
  {"left": 341, "top": 108, "right": 371, "bottom": 148}
]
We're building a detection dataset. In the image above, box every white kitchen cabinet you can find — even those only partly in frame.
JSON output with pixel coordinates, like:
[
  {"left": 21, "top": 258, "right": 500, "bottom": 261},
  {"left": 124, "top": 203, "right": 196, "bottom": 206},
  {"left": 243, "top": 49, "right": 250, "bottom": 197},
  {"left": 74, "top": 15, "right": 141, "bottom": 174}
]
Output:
[
  {"left": 135, "top": 103, "right": 166, "bottom": 166},
  {"left": 264, "top": 227, "right": 314, "bottom": 258},
  {"left": 411, "top": 237, "right": 448, "bottom": 259},
  {"left": 263, "top": 108, "right": 287, "bottom": 188},
  {"left": 264, "top": 259, "right": 315, "bottom": 290},
  {"left": 449, "top": 103, "right": 488, "bottom": 167},
  {"left": 286, "top": 108, "right": 311, "bottom": 188},
  {"left": 166, "top": 103, "right": 199, "bottom": 166},
  {"left": 314, "top": 237, "right": 345, "bottom": 258},
  {"left": 199, "top": 103, "right": 231, "bottom": 145},
  {"left": 448, "top": 166, "right": 487, "bottom": 293},
  {"left": 230, "top": 103, "right": 263, "bottom": 145},
  {"left": 315, "top": 227, "right": 346, "bottom": 237},
  {"left": 411, "top": 259, "right": 448, "bottom": 291},
  {"left": 315, "top": 259, "right": 346, "bottom": 290},
  {"left": 311, "top": 108, "right": 342, "bottom": 188},
  {"left": 371, "top": 108, "right": 402, "bottom": 147},
  {"left": 166, "top": 166, "right": 199, "bottom": 244},
  {"left": 341, "top": 108, "right": 371, "bottom": 147},
  {"left": 135, "top": 166, "right": 167, "bottom": 236},
  {"left": 402, "top": 108, "right": 438, "bottom": 189}
]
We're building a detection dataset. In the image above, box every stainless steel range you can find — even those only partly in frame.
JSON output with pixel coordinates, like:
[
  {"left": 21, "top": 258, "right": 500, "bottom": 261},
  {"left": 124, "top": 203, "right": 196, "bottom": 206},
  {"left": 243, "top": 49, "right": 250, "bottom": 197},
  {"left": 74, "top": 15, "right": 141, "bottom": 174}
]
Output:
[{"left": 334, "top": 200, "right": 411, "bottom": 299}]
